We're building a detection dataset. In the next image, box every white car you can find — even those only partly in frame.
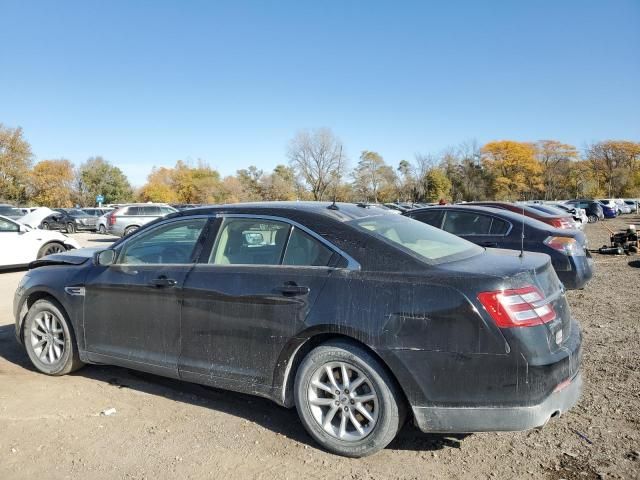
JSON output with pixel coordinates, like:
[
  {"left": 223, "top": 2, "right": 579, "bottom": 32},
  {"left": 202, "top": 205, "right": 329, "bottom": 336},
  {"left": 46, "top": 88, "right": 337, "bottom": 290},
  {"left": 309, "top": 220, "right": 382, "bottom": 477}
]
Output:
[{"left": 0, "top": 215, "right": 79, "bottom": 270}]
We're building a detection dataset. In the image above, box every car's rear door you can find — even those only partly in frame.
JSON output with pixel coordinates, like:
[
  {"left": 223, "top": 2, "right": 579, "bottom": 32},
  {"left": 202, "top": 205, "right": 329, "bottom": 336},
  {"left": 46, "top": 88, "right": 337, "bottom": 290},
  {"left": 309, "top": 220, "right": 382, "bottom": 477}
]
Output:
[
  {"left": 83, "top": 216, "right": 209, "bottom": 376},
  {"left": 178, "top": 215, "right": 339, "bottom": 389},
  {"left": 441, "top": 210, "right": 508, "bottom": 247}
]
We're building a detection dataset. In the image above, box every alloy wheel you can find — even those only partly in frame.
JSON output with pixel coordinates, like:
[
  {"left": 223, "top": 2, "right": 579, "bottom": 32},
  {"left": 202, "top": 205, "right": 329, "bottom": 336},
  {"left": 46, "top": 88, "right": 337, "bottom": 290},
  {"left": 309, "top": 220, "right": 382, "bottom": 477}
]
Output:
[
  {"left": 307, "top": 361, "right": 379, "bottom": 442},
  {"left": 30, "top": 311, "right": 65, "bottom": 365},
  {"left": 41, "top": 243, "right": 65, "bottom": 256}
]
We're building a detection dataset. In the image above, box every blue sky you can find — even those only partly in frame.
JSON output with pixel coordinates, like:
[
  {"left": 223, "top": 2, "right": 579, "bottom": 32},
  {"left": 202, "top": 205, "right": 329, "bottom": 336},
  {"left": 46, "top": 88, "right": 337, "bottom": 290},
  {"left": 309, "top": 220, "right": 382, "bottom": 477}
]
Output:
[{"left": 1, "top": 0, "right": 638, "bottom": 186}]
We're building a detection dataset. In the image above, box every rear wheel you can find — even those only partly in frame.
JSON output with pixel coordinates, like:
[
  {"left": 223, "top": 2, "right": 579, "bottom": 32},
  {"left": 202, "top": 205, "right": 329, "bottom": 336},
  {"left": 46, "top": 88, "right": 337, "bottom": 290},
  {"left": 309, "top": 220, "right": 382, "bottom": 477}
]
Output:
[
  {"left": 23, "top": 299, "right": 83, "bottom": 376},
  {"left": 124, "top": 225, "right": 138, "bottom": 236},
  {"left": 66, "top": 223, "right": 75, "bottom": 234},
  {"left": 294, "top": 340, "right": 404, "bottom": 458},
  {"left": 98, "top": 224, "right": 106, "bottom": 234},
  {"left": 41, "top": 222, "right": 49, "bottom": 230},
  {"left": 37, "top": 242, "right": 66, "bottom": 258},
  {"left": 588, "top": 214, "right": 598, "bottom": 223}
]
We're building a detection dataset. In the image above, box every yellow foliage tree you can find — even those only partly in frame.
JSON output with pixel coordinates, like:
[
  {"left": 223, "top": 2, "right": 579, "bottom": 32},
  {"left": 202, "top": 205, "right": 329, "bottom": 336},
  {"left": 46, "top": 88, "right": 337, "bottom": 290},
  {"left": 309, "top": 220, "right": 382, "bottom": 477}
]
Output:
[
  {"left": 481, "top": 141, "right": 542, "bottom": 200},
  {"left": 138, "top": 161, "right": 224, "bottom": 204},
  {"left": 29, "top": 159, "right": 75, "bottom": 207}
]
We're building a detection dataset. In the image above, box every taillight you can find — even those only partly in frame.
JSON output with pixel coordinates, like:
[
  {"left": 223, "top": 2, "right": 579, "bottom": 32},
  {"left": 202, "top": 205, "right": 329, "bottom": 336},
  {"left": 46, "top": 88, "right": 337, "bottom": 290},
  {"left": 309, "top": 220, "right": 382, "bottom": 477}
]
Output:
[
  {"left": 549, "top": 218, "right": 564, "bottom": 228},
  {"left": 108, "top": 209, "right": 121, "bottom": 225},
  {"left": 477, "top": 286, "right": 556, "bottom": 328},
  {"left": 544, "top": 236, "right": 585, "bottom": 256}
]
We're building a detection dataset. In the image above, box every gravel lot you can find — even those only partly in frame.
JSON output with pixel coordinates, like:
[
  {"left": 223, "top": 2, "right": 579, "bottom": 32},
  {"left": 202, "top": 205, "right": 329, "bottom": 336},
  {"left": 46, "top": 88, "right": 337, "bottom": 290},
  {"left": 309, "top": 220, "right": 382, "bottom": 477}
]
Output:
[{"left": 0, "top": 223, "right": 638, "bottom": 480}]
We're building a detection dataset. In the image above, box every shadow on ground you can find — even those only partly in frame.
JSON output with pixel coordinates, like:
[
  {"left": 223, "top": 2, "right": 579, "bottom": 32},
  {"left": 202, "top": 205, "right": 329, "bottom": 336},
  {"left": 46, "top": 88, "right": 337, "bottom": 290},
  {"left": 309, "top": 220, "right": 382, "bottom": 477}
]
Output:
[{"left": 0, "top": 323, "right": 465, "bottom": 454}]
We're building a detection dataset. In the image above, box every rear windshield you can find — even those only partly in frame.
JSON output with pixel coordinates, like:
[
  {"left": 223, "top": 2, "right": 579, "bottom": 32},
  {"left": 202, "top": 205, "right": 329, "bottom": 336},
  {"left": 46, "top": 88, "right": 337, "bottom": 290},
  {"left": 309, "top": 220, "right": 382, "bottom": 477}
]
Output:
[
  {"left": 530, "top": 205, "right": 568, "bottom": 216},
  {"left": 348, "top": 214, "right": 483, "bottom": 264}
]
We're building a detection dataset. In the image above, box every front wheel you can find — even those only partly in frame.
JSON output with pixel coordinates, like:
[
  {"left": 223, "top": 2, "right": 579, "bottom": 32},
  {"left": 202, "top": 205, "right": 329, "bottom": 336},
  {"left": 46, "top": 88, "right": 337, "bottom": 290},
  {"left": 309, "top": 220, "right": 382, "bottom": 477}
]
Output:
[
  {"left": 37, "top": 242, "right": 66, "bottom": 258},
  {"left": 294, "top": 340, "right": 405, "bottom": 457},
  {"left": 23, "top": 299, "right": 84, "bottom": 376},
  {"left": 41, "top": 222, "right": 49, "bottom": 230},
  {"left": 588, "top": 214, "right": 598, "bottom": 223},
  {"left": 66, "top": 223, "right": 75, "bottom": 234}
]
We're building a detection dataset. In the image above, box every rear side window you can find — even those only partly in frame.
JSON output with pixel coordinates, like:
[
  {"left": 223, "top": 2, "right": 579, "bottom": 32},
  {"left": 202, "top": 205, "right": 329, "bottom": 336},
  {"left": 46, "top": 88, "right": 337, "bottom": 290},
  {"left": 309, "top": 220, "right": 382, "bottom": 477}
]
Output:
[
  {"left": 282, "top": 228, "right": 333, "bottom": 266},
  {"left": 0, "top": 218, "right": 19, "bottom": 232},
  {"left": 442, "top": 211, "right": 492, "bottom": 235},
  {"left": 490, "top": 218, "right": 510, "bottom": 235},
  {"left": 210, "top": 218, "right": 290, "bottom": 265},
  {"left": 126, "top": 206, "right": 140, "bottom": 216},
  {"left": 143, "top": 206, "right": 161, "bottom": 215}
]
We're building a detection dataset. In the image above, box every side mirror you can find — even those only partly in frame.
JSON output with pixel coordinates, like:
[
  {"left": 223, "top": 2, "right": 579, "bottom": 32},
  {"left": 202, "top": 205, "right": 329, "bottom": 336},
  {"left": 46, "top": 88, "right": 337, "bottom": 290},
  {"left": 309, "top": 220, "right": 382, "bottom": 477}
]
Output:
[{"left": 95, "top": 249, "right": 116, "bottom": 266}]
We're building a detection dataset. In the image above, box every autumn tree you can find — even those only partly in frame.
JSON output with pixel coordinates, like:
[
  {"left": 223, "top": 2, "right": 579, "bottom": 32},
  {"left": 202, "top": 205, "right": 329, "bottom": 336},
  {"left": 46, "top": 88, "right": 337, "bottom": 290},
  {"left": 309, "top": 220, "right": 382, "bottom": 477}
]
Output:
[
  {"left": 535, "top": 140, "right": 579, "bottom": 199},
  {"left": 288, "top": 128, "right": 345, "bottom": 200},
  {"left": 139, "top": 160, "right": 223, "bottom": 204},
  {"left": 261, "top": 165, "right": 299, "bottom": 201},
  {"left": 586, "top": 141, "right": 640, "bottom": 197},
  {"left": 352, "top": 151, "right": 396, "bottom": 202},
  {"left": 75, "top": 156, "right": 133, "bottom": 205},
  {"left": 29, "top": 159, "right": 75, "bottom": 207},
  {"left": 236, "top": 166, "right": 264, "bottom": 201},
  {"left": 481, "top": 141, "right": 542, "bottom": 200},
  {"left": 0, "top": 124, "right": 32, "bottom": 202}
]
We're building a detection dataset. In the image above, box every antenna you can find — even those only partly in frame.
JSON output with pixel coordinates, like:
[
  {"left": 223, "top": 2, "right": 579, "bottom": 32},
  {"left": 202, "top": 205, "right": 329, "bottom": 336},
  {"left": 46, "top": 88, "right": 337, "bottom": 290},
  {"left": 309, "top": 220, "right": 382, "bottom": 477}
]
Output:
[
  {"left": 327, "top": 145, "right": 342, "bottom": 211},
  {"left": 519, "top": 202, "right": 525, "bottom": 258}
]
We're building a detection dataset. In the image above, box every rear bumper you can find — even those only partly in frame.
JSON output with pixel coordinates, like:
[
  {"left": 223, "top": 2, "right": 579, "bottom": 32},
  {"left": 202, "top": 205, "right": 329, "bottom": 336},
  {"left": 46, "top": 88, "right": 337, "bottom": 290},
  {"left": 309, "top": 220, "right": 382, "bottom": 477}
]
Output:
[{"left": 412, "top": 371, "right": 582, "bottom": 433}]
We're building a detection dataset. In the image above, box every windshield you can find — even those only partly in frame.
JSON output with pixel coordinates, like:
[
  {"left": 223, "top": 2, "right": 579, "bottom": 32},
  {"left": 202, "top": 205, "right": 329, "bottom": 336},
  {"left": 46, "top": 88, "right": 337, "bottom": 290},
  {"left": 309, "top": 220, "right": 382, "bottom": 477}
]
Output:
[
  {"left": 0, "top": 206, "right": 24, "bottom": 216},
  {"left": 348, "top": 214, "right": 483, "bottom": 264}
]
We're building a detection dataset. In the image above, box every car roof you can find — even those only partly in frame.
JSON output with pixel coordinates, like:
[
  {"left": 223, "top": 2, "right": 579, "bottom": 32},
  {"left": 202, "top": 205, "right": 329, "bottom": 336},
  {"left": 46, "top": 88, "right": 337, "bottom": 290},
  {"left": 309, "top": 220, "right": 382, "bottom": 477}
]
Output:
[
  {"left": 408, "top": 204, "right": 555, "bottom": 227},
  {"left": 176, "top": 201, "right": 395, "bottom": 222}
]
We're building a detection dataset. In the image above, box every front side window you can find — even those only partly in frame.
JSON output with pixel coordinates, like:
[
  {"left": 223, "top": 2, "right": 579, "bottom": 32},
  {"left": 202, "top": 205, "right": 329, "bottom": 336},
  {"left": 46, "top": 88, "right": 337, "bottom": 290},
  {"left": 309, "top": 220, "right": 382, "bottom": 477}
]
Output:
[
  {"left": 118, "top": 218, "right": 207, "bottom": 264},
  {"left": 349, "top": 214, "right": 482, "bottom": 264},
  {"left": 0, "top": 218, "right": 19, "bottom": 232},
  {"left": 210, "top": 218, "right": 290, "bottom": 265}
]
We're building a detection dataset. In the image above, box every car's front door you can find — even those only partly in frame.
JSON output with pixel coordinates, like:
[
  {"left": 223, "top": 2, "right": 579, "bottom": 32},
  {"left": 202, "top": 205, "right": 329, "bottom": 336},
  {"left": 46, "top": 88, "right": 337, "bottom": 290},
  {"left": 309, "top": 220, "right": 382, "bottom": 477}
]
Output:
[
  {"left": 179, "top": 216, "right": 339, "bottom": 389},
  {"left": 82, "top": 216, "right": 209, "bottom": 376},
  {"left": 0, "top": 218, "right": 26, "bottom": 266}
]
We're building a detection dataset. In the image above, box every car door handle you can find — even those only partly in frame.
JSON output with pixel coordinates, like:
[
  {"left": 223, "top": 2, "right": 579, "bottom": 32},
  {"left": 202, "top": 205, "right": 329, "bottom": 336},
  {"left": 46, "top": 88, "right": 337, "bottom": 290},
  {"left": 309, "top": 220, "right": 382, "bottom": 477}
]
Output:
[
  {"left": 276, "top": 284, "right": 310, "bottom": 296},
  {"left": 149, "top": 276, "right": 177, "bottom": 288},
  {"left": 480, "top": 241, "right": 498, "bottom": 247}
]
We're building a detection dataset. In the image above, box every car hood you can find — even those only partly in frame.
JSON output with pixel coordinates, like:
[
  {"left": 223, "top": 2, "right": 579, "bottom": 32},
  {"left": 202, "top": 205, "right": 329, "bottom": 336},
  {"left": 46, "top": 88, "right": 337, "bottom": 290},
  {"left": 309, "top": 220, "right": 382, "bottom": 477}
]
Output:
[
  {"left": 17, "top": 207, "right": 56, "bottom": 228},
  {"left": 29, "top": 247, "right": 102, "bottom": 269}
]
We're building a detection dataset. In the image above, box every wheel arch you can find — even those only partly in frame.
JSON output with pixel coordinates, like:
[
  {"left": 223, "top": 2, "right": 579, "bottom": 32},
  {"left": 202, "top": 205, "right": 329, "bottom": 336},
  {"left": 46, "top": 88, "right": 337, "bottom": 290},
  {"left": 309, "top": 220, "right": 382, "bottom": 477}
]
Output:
[
  {"left": 18, "top": 291, "right": 74, "bottom": 343},
  {"left": 275, "top": 329, "right": 411, "bottom": 419}
]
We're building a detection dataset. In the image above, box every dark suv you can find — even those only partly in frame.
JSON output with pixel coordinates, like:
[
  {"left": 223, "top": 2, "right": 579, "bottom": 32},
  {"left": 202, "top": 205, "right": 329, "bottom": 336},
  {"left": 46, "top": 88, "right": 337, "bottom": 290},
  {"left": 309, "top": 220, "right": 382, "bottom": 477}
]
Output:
[
  {"left": 40, "top": 209, "right": 97, "bottom": 233},
  {"left": 564, "top": 200, "right": 604, "bottom": 223}
]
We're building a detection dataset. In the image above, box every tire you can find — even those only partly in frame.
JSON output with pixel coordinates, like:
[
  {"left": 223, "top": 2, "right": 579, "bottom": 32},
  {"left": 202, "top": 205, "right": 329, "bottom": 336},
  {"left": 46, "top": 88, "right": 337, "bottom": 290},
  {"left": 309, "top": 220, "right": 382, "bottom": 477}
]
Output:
[
  {"left": 23, "top": 299, "right": 84, "bottom": 376},
  {"left": 124, "top": 226, "right": 138, "bottom": 236},
  {"left": 294, "top": 340, "right": 405, "bottom": 458},
  {"left": 66, "top": 223, "right": 75, "bottom": 234},
  {"left": 588, "top": 214, "right": 598, "bottom": 223},
  {"left": 41, "top": 222, "right": 49, "bottom": 230},
  {"left": 37, "top": 242, "right": 66, "bottom": 259},
  {"left": 98, "top": 224, "right": 106, "bottom": 234}
]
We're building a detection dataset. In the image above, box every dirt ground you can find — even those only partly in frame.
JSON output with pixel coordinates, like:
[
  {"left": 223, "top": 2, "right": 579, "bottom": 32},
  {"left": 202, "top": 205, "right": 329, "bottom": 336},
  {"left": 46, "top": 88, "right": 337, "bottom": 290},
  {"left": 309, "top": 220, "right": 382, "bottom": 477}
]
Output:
[{"left": 0, "top": 222, "right": 638, "bottom": 480}]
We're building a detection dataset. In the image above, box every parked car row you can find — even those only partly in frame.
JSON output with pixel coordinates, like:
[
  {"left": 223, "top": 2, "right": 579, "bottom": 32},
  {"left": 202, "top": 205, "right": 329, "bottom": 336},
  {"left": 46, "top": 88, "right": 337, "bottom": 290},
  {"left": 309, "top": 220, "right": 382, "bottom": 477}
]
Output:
[{"left": 14, "top": 201, "right": 583, "bottom": 458}]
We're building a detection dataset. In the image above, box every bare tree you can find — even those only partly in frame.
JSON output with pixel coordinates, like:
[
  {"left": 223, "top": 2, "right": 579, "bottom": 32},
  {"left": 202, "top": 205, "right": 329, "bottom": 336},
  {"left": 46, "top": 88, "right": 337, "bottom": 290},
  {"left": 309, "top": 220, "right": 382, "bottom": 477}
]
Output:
[{"left": 287, "top": 128, "right": 345, "bottom": 201}]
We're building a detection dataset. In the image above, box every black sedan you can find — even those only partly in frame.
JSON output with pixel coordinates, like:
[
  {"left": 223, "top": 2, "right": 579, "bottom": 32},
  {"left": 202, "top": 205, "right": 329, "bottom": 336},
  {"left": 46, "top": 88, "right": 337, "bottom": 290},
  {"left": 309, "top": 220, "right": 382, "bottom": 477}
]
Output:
[
  {"left": 14, "top": 202, "right": 582, "bottom": 457},
  {"left": 404, "top": 205, "right": 593, "bottom": 289},
  {"left": 40, "top": 209, "right": 97, "bottom": 233}
]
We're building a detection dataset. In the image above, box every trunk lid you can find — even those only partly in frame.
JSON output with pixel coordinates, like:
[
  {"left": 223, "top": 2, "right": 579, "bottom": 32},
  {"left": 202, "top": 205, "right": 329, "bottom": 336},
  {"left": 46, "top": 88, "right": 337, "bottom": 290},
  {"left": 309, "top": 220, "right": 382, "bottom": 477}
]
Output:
[{"left": 440, "top": 248, "right": 571, "bottom": 350}]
